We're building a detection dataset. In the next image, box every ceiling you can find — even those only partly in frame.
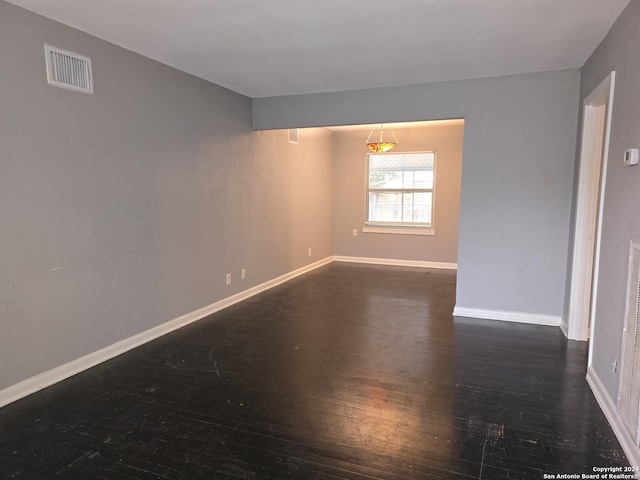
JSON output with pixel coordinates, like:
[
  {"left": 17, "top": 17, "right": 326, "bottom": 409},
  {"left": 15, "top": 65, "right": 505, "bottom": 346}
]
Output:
[{"left": 6, "top": 0, "right": 630, "bottom": 98}]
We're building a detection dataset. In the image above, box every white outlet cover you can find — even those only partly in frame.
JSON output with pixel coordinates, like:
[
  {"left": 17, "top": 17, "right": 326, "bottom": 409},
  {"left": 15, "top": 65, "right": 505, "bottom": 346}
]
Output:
[{"left": 624, "top": 148, "right": 639, "bottom": 166}]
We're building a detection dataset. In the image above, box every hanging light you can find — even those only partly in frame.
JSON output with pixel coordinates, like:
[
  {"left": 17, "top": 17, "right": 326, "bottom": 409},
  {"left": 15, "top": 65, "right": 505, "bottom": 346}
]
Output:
[{"left": 366, "top": 124, "right": 398, "bottom": 153}]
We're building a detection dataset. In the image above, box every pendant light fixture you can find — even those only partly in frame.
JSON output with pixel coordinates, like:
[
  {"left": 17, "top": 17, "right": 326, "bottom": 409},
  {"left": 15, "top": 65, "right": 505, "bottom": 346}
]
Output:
[{"left": 366, "top": 124, "right": 398, "bottom": 153}]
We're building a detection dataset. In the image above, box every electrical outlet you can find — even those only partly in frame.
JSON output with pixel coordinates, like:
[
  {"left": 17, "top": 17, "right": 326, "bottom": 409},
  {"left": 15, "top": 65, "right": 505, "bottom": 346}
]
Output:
[
  {"left": 308, "top": 248, "right": 312, "bottom": 256},
  {"left": 226, "top": 273, "right": 231, "bottom": 286},
  {"left": 241, "top": 268, "right": 246, "bottom": 280},
  {"left": 352, "top": 229, "right": 358, "bottom": 237}
]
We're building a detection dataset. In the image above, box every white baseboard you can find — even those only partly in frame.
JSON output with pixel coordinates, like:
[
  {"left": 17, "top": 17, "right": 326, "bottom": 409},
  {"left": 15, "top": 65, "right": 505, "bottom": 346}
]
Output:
[
  {"left": 586, "top": 366, "right": 640, "bottom": 467},
  {"left": 0, "top": 256, "right": 333, "bottom": 409},
  {"left": 560, "top": 320, "right": 569, "bottom": 338},
  {"left": 334, "top": 256, "right": 457, "bottom": 270},
  {"left": 452, "top": 306, "right": 561, "bottom": 327}
]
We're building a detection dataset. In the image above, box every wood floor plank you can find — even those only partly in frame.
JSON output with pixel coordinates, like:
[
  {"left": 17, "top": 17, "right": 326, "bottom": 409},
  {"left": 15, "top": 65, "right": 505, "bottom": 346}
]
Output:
[{"left": 0, "top": 263, "right": 629, "bottom": 478}]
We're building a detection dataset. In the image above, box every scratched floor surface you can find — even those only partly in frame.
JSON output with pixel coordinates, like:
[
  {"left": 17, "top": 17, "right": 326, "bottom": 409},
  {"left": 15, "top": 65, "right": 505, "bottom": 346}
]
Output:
[{"left": 0, "top": 263, "right": 629, "bottom": 479}]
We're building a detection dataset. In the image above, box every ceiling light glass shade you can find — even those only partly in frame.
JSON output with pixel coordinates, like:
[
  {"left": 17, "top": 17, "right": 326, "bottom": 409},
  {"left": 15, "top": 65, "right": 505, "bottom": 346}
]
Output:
[
  {"left": 366, "top": 141, "right": 397, "bottom": 153},
  {"left": 366, "top": 124, "right": 398, "bottom": 152}
]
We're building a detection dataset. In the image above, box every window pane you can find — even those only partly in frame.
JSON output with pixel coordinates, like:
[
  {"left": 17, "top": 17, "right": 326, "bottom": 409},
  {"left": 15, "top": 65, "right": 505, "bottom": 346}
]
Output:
[
  {"left": 369, "top": 152, "right": 434, "bottom": 189},
  {"left": 368, "top": 170, "right": 403, "bottom": 189},
  {"left": 368, "top": 192, "right": 403, "bottom": 222},
  {"left": 402, "top": 171, "right": 414, "bottom": 188},
  {"left": 368, "top": 191, "right": 432, "bottom": 225},
  {"left": 414, "top": 170, "right": 433, "bottom": 189},
  {"left": 402, "top": 192, "right": 432, "bottom": 224}
]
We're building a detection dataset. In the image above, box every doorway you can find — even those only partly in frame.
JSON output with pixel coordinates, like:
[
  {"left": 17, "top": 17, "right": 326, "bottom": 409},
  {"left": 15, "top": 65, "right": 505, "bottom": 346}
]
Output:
[{"left": 567, "top": 72, "right": 615, "bottom": 342}]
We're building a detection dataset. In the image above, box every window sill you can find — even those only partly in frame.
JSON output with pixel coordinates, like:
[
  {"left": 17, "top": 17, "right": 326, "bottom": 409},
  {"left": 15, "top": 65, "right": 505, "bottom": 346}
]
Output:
[{"left": 362, "top": 226, "right": 436, "bottom": 236}]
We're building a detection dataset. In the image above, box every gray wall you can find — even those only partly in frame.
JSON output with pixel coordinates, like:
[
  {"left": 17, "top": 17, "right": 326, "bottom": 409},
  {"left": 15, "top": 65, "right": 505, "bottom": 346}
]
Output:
[
  {"left": 254, "top": 69, "right": 580, "bottom": 318},
  {"left": 332, "top": 123, "right": 463, "bottom": 263},
  {"left": 0, "top": 2, "right": 333, "bottom": 391},
  {"left": 580, "top": 0, "right": 640, "bottom": 400}
]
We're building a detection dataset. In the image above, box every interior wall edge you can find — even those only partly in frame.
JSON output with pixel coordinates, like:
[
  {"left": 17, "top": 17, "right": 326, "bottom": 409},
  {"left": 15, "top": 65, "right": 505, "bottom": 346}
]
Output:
[{"left": 0, "top": 256, "right": 334, "bottom": 409}]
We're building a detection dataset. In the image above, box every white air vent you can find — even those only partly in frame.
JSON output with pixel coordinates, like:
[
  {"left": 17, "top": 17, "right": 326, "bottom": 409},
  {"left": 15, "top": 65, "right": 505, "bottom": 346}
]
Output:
[
  {"left": 45, "top": 45, "right": 93, "bottom": 94},
  {"left": 618, "top": 240, "right": 640, "bottom": 445},
  {"left": 288, "top": 128, "right": 299, "bottom": 144}
]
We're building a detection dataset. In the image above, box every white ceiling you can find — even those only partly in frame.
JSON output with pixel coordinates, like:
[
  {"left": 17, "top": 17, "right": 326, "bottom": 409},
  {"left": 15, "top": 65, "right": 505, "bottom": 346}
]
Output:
[{"left": 7, "top": 0, "right": 630, "bottom": 98}]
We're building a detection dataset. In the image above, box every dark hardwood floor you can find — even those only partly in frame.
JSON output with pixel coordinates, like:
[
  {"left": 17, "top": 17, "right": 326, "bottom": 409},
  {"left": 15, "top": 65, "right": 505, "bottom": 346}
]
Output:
[{"left": 0, "top": 263, "right": 628, "bottom": 479}]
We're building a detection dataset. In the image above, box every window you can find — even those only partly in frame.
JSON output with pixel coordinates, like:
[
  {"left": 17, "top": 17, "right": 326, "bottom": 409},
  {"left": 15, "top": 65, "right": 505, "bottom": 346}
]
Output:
[{"left": 366, "top": 152, "right": 435, "bottom": 232}]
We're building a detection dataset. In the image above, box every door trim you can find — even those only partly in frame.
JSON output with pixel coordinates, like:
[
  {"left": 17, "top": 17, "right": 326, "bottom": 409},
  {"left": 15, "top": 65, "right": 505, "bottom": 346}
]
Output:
[{"left": 567, "top": 71, "right": 615, "bottom": 342}]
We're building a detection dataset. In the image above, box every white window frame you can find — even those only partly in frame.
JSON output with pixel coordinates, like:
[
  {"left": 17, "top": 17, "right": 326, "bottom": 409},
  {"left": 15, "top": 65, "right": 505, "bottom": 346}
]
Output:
[{"left": 364, "top": 151, "right": 436, "bottom": 236}]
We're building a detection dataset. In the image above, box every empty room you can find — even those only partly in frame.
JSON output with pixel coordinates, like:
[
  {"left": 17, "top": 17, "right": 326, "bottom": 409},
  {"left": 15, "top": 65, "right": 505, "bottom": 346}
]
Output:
[{"left": 2, "top": 0, "right": 640, "bottom": 478}]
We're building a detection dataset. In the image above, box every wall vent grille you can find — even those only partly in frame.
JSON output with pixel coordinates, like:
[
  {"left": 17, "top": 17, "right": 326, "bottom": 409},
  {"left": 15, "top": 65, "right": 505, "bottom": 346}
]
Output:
[
  {"left": 288, "top": 128, "right": 299, "bottom": 144},
  {"left": 618, "top": 240, "right": 640, "bottom": 445},
  {"left": 45, "top": 45, "right": 93, "bottom": 94}
]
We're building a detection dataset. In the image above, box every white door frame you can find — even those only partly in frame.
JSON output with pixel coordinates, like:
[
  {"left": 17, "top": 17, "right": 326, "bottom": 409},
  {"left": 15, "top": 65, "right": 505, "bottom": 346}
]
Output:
[{"left": 567, "top": 71, "right": 615, "bottom": 342}]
